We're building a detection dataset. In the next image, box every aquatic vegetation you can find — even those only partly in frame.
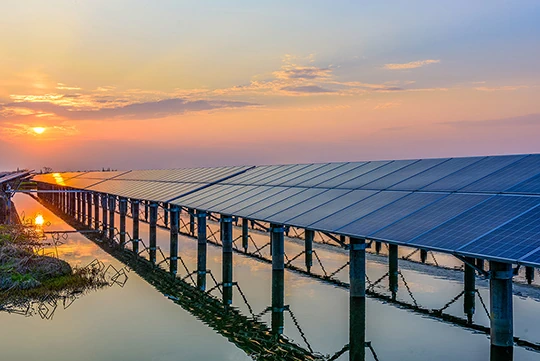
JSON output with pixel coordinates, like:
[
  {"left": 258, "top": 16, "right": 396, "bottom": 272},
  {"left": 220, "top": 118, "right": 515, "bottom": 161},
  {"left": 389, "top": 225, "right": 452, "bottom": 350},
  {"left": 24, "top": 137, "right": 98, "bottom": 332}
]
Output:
[{"left": 0, "top": 224, "right": 108, "bottom": 305}]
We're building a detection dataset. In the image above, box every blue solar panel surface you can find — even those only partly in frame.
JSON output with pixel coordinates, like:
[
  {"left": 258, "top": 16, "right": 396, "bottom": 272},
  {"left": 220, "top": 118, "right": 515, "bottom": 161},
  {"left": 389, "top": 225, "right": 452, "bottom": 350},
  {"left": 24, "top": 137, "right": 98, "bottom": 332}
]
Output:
[
  {"left": 35, "top": 154, "right": 540, "bottom": 266},
  {"left": 459, "top": 205, "right": 540, "bottom": 261},
  {"left": 408, "top": 195, "right": 540, "bottom": 252}
]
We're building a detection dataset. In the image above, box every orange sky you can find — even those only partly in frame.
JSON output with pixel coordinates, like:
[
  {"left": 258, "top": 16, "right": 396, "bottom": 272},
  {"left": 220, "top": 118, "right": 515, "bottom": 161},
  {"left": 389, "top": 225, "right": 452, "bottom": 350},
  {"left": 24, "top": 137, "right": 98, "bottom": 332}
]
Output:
[{"left": 1, "top": 1, "right": 539, "bottom": 171}]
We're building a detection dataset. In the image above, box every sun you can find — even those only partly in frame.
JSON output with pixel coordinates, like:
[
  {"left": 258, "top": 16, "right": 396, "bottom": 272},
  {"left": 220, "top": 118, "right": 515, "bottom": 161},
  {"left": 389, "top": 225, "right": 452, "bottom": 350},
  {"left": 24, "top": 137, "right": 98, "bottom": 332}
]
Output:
[
  {"left": 32, "top": 127, "right": 46, "bottom": 134},
  {"left": 35, "top": 214, "right": 44, "bottom": 226}
]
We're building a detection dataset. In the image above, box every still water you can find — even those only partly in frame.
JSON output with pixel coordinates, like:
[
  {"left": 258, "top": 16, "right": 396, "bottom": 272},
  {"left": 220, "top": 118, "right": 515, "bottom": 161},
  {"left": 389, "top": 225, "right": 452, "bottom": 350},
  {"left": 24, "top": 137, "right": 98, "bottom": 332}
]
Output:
[{"left": 3, "top": 193, "right": 540, "bottom": 361}]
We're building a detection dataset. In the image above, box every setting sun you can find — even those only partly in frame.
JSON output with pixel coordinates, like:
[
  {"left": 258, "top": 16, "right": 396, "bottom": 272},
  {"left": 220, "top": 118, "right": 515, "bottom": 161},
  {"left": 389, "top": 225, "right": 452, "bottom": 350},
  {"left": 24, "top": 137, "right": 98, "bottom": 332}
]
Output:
[
  {"left": 32, "top": 127, "right": 46, "bottom": 134},
  {"left": 34, "top": 214, "right": 44, "bottom": 226}
]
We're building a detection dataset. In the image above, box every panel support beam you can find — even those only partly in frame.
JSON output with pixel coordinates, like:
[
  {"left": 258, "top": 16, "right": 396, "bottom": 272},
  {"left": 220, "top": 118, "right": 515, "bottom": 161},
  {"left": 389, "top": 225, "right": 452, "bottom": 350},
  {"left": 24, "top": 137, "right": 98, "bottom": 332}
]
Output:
[
  {"left": 119, "top": 197, "right": 127, "bottom": 247},
  {"left": 108, "top": 195, "right": 116, "bottom": 241},
  {"left": 242, "top": 218, "right": 249, "bottom": 252}
]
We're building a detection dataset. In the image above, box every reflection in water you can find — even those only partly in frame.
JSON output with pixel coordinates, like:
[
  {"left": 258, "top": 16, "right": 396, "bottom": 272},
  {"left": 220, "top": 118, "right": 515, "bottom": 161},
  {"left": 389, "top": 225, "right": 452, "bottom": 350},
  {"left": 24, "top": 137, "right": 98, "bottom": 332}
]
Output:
[{"left": 0, "top": 259, "right": 129, "bottom": 320}]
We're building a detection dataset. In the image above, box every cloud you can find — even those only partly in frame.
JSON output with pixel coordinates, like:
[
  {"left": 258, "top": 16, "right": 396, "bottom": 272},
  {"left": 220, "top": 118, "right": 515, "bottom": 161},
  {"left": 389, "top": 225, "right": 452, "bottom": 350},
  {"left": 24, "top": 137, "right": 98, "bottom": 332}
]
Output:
[
  {"left": 0, "top": 97, "right": 257, "bottom": 121},
  {"left": 441, "top": 113, "right": 540, "bottom": 128},
  {"left": 281, "top": 85, "right": 336, "bottom": 93},
  {"left": 474, "top": 85, "right": 529, "bottom": 92},
  {"left": 56, "top": 83, "right": 81, "bottom": 90},
  {"left": 383, "top": 59, "right": 440, "bottom": 70},
  {"left": 374, "top": 102, "right": 401, "bottom": 110}
]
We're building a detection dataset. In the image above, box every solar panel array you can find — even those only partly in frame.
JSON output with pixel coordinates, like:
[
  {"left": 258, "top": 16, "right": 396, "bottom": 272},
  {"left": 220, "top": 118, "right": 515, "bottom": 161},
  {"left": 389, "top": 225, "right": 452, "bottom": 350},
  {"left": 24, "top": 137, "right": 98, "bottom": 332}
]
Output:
[
  {"left": 33, "top": 154, "right": 540, "bottom": 267},
  {"left": 0, "top": 170, "right": 32, "bottom": 185}
]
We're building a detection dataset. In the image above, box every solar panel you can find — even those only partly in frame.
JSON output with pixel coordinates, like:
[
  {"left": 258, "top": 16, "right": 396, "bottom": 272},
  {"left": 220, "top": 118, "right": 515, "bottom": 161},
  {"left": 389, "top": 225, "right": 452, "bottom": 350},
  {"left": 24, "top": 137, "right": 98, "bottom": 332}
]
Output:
[
  {"left": 214, "top": 186, "right": 289, "bottom": 215},
  {"left": 362, "top": 158, "right": 448, "bottom": 190},
  {"left": 181, "top": 185, "right": 257, "bottom": 210},
  {"left": 422, "top": 155, "right": 526, "bottom": 192},
  {"left": 459, "top": 205, "right": 540, "bottom": 261},
  {"left": 336, "top": 160, "right": 417, "bottom": 189},
  {"left": 521, "top": 248, "right": 540, "bottom": 266},
  {"left": 338, "top": 192, "right": 446, "bottom": 236},
  {"left": 461, "top": 154, "right": 540, "bottom": 193},
  {"left": 314, "top": 161, "right": 390, "bottom": 188},
  {"left": 295, "top": 162, "right": 367, "bottom": 187},
  {"left": 233, "top": 187, "right": 308, "bottom": 217},
  {"left": 253, "top": 164, "right": 316, "bottom": 185},
  {"left": 277, "top": 163, "right": 345, "bottom": 186},
  {"left": 408, "top": 195, "right": 540, "bottom": 252},
  {"left": 170, "top": 184, "right": 234, "bottom": 205},
  {"left": 372, "top": 193, "right": 489, "bottom": 242},
  {"left": 508, "top": 173, "right": 540, "bottom": 194},
  {"left": 389, "top": 157, "right": 485, "bottom": 191},
  {"left": 230, "top": 165, "right": 298, "bottom": 185},
  {"left": 265, "top": 189, "right": 352, "bottom": 224},
  {"left": 246, "top": 188, "right": 326, "bottom": 220},
  {"left": 308, "top": 191, "right": 409, "bottom": 232}
]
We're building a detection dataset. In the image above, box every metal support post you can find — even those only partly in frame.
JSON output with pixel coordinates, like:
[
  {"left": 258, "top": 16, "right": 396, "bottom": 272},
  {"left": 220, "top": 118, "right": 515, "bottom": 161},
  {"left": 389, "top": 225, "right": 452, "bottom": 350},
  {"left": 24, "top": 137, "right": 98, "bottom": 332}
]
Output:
[
  {"left": 93, "top": 193, "right": 100, "bottom": 230},
  {"left": 119, "top": 197, "right": 127, "bottom": 247},
  {"left": 169, "top": 206, "right": 179, "bottom": 275},
  {"left": 375, "top": 241, "right": 382, "bottom": 255},
  {"left": 149, "top": 202, "right": 158, "bottom": 264},
  {"left": 420, "top": 249, "right": 428, "bottom": 264},
  {"left": 222, "top": 215, "right": 233, "bottom": 305},
  {"left": 190, "top": 208, "right": 195, "bottom": 236},
  {"left": 163, "top": 203, "right": 169, "bottom": 227},
  {"left": 242, "top": 218, "right": 249, "bottom": 252},
  {"left": 389, "top": 244, "right": 399, "bottom": 300},
  {"left": 132, "top": 200, "right": 140, "bottom": 254},
  {"left": 271, "top": 224, "right": 285, "bottom": 335},
  {"left": 525, "top": 266, "right": 535, "bottom": 285},
  {"left": 197, "top": 210, "right": 207, "bottom": 291},
  {"left": 489, "top": 261, "right": 514, "bottom": 351},
  {"left": 305, "top": 229, "right": 314, "bottom": 273},
  {"left": 108, "top": 195, "right": 116, "bottom": 240},
  {"left": 87, "top": 192, "right": 92, "bottom": 227},
  {"left": 81, "top": 192, "right": 86, "bottom": 223},
  {"left": 349, "top": 237, "right": 366, "bottom": 361},
  {"left": 101, "top": 194, "right": 108, "bottom": 234},
  {"left": 464, "top": 257, "right": 476, "bottom": 324}
]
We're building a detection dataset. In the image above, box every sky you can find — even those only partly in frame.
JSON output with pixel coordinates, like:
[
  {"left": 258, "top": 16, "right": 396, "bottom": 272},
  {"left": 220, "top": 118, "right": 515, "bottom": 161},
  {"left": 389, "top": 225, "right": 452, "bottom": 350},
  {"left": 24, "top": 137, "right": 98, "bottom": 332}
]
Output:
[{"left": 1, "top": 0, "right": 540, "bottom": 172}]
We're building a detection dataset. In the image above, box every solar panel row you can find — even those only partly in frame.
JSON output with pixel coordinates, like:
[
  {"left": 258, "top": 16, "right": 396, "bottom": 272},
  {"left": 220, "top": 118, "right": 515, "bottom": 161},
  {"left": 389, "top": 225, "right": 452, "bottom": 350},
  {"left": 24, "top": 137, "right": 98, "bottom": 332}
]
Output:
[{"left": 32, "top": 154, "right": 540, "bottom": 266}]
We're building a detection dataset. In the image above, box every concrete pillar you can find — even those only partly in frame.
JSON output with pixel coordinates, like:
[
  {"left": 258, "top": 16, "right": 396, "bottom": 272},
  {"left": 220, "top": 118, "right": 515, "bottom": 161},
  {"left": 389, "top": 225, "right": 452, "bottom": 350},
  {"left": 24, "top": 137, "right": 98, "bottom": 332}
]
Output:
[
  {"left": 305, "top": 229, "right": 314, "bottom": 273},
  {"left": 119, "top": 197, "right": 127, "bottom": 247},
  {"left": 464, "top": 257, "right": 476, "bottom": 324},
  {"left": 525, "top": 266, "right": 535, "bottom": 285},
  {"left": 420, "top": 249, "right": 428, "bottom": 264},
  {"left": 389, "top": 244, "right": 399, "bottom": 300},
  {"left": 101, "top": 194, "right": 108, "bottom": 234},
  {"left": 349, "top": 237, "right": 366, "bottom": 361},
  {"left": 132, "top": 200, "right": 140, "bottom": 254},
  {"left": 169, "top": 206, "right": 179, "bottom": 275},
  {"left": 221, "top": 215, "right": 233, "bottom": 305},
  {"left": 70, "top": 191, "right": 76, "bottom": 218},
  {"left": 149, "top": 202, "right": 158, "bottom": 264},
  {"left": 489, "top": 261, "right": 514, "bottom": 350},
  {"left": 242, "top": 218, "right": 249, "bottom": 252},
  {"left": 108, "top": 195, "right": 116, "bottom": 240},
  {"left": 93, "top": 193, "right": 100, "bottom": 229},
  {"left": 271, "top": 224, "right": 285, "bottom": 335},
  {"left": 197, "top": 210, "right": 207, "bottom": 291}
]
